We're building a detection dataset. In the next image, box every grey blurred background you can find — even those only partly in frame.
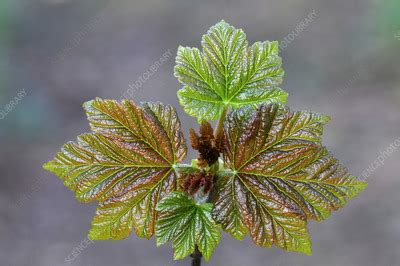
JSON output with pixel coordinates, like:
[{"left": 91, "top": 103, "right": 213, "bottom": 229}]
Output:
[{"left": 1, "top": 0, "right": 400, "bottom": 265}]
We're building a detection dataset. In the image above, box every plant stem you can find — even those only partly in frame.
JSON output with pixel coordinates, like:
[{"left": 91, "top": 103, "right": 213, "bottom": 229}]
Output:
[
  {"left": 191, "top": 245, "right": 202, "bottom": 266},
  {"left": 190, "top": 106, "right": 227, "bottom": 266},
  {"left": 214, "top": 106, "right": 228, "bottom": 142}
]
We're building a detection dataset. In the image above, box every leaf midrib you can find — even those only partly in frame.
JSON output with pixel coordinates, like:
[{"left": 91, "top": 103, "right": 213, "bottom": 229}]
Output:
[
  {"left": 234, "top": 174, "right": 307, "bottom": 246},
  {"left": 237, "top": 171, "right": 363, "bottom": 187},
  {"left": 57, "top": 162, "right": 169, "bottom": 168},
  {"left": 91, "top": 103, "right": 174, "bottom": 165},
  {"left": 236, "top": 120, "right": 325, "bottom": 172},
  {"left": 98, "top": 168, "right": 174, "bottom": 232},
  {"left": 226, "top": 44, "right": 280, "bottom": 104}
]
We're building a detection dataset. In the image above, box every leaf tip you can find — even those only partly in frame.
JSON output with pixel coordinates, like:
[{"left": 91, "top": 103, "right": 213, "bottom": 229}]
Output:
[
  {"left": 357, "top": 179, "right": 369, "bottom": 191},
  {"left": 216, "top": 19, "right": 228, "bottom": 26},
  {"left": 88, "top": 227, "right": 107, "bottom": 241},
  {"left": 172, "top": 254, "right": 182, "bottom": 261},
  {"left": 304, "top": 246, "right": 313, "bottom": 256},
  {"left": 43, "top": 161, "right": 54, "bottom": 172},
  {"left": 202, "top": 254, "right": 212, "bottom": 262},
  {"left": 281, "top": 90, "right": 289, "bottom": 103},
  {"left": 82, "top": 99, "right": 95, "bottom": 110},
  {"left": 176, "top": 45, "right": 188, "bottom": 55},
  {"left": 155, "top": 237, "right": 164, "bottom": 247},
  {"left": 87, "top": 230, "right": 98, "bottom": 241},
  {"left": 322, "top": 114, "right": 332, "bottom": 124}
]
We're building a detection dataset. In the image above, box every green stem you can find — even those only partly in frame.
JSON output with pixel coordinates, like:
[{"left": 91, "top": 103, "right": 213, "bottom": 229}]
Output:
[{"left": 214, "top": 106, "right": 228, "bottom": 142}]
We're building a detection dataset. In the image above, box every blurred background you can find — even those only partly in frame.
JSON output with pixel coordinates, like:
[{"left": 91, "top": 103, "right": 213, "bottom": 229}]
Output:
[{"left": 1, "top": 0, "right": 400, "bottom": 265}]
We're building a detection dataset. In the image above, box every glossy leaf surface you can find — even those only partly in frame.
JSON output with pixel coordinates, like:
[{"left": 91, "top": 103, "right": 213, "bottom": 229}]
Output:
[
  {"left": 212, "top": 104, "right": 367, "bottom": 254},
  {"left": 175, "top": 20, "right": 287, "bottom": 122},
  {"left": 44, "top": 99, "right": 187, "bottom": 239},
  {"left": 156, "top": 192, "right": 221, "bottom": 261}
]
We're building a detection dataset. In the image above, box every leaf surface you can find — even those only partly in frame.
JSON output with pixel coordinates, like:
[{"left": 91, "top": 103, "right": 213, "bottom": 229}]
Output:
[
  {"left": 156, "top": 192, "right": 221, "bottom": 261},
  {"left": 44, "top": 99, "right": 187, "bottom": 239},
  {"left": 212, "top": 103, "right": 367, "bottom": 254},
  {"left": 175, "top": 20, "right": 287, "bottom": 122}
]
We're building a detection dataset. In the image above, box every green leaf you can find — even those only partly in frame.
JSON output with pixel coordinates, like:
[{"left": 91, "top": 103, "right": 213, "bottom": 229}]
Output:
[
  {"left": 212, "top": 103, "right": 367, "bottom": 254},
  {"left": 43, "top": 99, "right": 187, "bottom": 239},
  {"left": 175, "top": 20, "right": 287, "bottom": 122},
  {"left": 156, "top": 192, "right": 221, "bottom": 261}
]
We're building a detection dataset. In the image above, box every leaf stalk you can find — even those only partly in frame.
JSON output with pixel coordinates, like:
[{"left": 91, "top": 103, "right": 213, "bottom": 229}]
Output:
[{"left": 191, "top": 245, "right": 202, "bottom": 266}]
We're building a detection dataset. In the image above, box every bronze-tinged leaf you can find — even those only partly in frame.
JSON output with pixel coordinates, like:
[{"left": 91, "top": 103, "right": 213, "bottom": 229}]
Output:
[
  {"left": 44, "top": 99, "right": 187, "bottom": 240},
  {"left": 43, "top": 133, "right": 168, "bottom": 202},
  {"left": 212, "top": 103, "right": 367, "bottom": 254},
  {"left": 83, "top": 98, "right": 186, "bottom": 164},
  {"left": 143, "top": 102, "right": 187, "bottom": 161},
  {"left": 212, "top": 171, "right": 311, "bottom": 254},
  {"left": 89, "top": 168, "right": 176, "bottom": 240}
]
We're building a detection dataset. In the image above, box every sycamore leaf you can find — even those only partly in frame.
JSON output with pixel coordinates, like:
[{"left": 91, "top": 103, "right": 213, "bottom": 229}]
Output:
[
  {"left": 175, "top": 20, "right": 287, "bottom": 122},
  {"left": 43, "top": 99, "right": 187, "bottom": 240},
  {"left": 211, "top": 103, "right": 367, "bottom": 254},
  {"left": 156, "top": 192, "right": 221, "bottom": 261}
]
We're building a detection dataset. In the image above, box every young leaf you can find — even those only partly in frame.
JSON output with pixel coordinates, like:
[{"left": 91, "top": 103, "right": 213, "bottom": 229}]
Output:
[
  {"left": 212, "top": 103, "right": 367, "bottom": 254},
  {"left": 175, "top": 20, "right": 287, "bottom": 122},
  {"left": 43, "top": 99, "right": 187, "bottom": 240},
  {"left": 156, "top": 192, "right": 221, "bottom": 261}
]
